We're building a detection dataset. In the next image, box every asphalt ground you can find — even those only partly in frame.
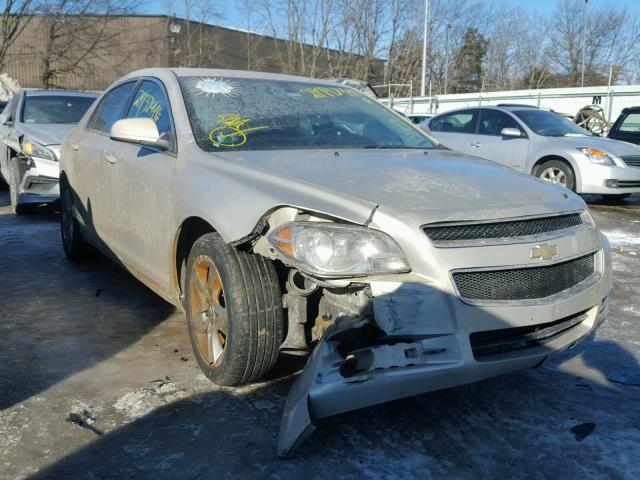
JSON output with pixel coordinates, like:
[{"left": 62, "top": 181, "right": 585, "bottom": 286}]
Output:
[{"left": 1, "top": 190, "right": 639, "bottom": 480}]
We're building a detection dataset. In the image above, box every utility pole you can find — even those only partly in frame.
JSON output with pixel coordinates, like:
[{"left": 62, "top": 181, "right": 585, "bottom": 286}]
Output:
[
  {"left": 444, "top": 23, "right": 451, "bottom": 95},
  {"left": 581, "top": 0, "right": 588, "bottom": 87},
  {"left": 420, "top": 0, "right": 429, "bottom": 96}
]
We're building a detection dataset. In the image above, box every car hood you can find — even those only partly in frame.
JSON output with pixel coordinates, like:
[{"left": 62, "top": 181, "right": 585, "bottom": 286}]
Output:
[
  {"left": 18, "top": 123, "right": 75, "bottom": 146},
  {"left": 548, "top": 134, "right": 640, "bottom": 157},
  {"left": 217, "top": 149, "right": 584, "bottom": 227}
]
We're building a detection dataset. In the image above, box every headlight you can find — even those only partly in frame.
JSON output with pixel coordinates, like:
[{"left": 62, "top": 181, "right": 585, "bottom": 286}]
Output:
[
  {"left": 580, "top": 209, "right": 596, "bottom": 227},
  {"left": 268, "top": 222, "right": 410, "bottom": 277},
  {"left": 578, "top": 147, "right": 614, "bottom": 165},
  {"left": 22, "top": 138, "right": 57, "bottom": 161}
]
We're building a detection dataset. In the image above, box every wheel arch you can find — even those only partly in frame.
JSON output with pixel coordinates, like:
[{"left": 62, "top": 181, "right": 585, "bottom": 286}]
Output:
[
  {"left": 172, "top": 216, "right": 218, "bottom": 302},
  {"left": 530, "top": 154, "right": 581, "bottom": 191}
]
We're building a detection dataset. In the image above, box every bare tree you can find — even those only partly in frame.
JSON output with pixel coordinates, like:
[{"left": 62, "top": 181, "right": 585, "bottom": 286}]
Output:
[
  {"left": 0, "top": 0, "right": 33, "bottom": 71},
  {"left": 36, "top": 0, "right": 138, "bottom": 88}
]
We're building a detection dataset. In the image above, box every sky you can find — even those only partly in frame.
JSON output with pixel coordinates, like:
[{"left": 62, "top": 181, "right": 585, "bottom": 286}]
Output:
[{"left": 141, "top": 0, "right": 640, "bottom": 32}]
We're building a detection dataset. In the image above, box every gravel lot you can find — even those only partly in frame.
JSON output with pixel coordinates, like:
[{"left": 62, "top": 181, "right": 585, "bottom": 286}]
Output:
[{"left": 1, "top": 190, "right": 639, "bottom": 480}]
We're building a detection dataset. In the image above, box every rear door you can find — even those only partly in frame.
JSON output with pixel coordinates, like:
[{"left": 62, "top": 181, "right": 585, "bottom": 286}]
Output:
[
  {"left": 428, "top": 109, "right": 479, "bottom": 154},
  {"left": 472, "top": 109, "right": 529, "bottom": 170},
  {"left": 104, "top": 78, "right": 177, "bottom": 288}
]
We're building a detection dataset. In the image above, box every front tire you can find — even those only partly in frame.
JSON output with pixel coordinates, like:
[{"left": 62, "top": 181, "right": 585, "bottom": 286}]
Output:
[
  {"left": 9, "top": 157, "right": 30, "bottom": 214},
  {"left": 536, "top": 159, "right": 576, "bottom": 191},
  {"left": 60, "top": 182, "right": 95, "bottom": 262},
  {"left": 185, "top": 233, "right": 285, "bottom": 386}
]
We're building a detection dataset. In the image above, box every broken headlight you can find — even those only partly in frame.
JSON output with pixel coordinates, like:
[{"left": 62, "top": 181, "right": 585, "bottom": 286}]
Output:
[
  {"left": 269, "top": 222, "right": 410, "bottom": 277},
  {"left": 22, "top": 137, "right": 57, "bottom": 162}
]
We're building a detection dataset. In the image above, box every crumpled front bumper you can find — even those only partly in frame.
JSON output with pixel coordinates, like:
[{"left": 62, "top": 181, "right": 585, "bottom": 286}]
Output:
[
  {"left": 18, "top": 158, "right": 60, "bottom": 204},
  {"left": 277, "top": 270, "right": 610, "bottom": 456}
]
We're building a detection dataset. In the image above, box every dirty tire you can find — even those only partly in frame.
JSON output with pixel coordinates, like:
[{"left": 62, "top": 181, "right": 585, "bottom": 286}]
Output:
[
  {"left": 185, "top": 232, "right": 284, "bottom": 386},
  {"left": 9, "top": 158, "right": 30, "bottom": 214},
  {"left": 60, "top": 181, "right": 95, "bottom": 262},
  {"left": 535, "top": 159, "right": 575, "bottom": 191}
]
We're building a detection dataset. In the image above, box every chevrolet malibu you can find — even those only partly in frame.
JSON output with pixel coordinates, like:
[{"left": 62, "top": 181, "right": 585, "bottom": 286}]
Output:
[{"left": 60, "top": 69, "right": 612, "bottom": 456}]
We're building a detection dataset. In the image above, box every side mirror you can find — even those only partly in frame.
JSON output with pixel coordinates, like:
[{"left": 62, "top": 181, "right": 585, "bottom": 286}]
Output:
[
  {"left": 110, "top": 118, "right": 170, "bottom": 150},
  {"left": 501, "top": 127, "right": 522, "bottom": 138},
  {"left": 0, "top": 113, "right": 12, "bottom": 126}
]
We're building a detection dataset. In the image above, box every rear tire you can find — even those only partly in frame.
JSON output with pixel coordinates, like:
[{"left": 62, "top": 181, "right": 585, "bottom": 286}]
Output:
[
  {"left": 185, "top": 232, "right": 285, "bottom": 386},
  {"left": 535, "top": 159, "right": 575, "bottom": 191},
  {"left": 60, "top": 181, "right": 95, "bottom": 262}
]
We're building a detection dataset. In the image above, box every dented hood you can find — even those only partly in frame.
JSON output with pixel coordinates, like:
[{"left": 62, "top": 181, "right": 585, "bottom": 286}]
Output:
[
  {"left": 18, "top": 123, "right": 75, "bottom": 146},
  {"left": 217, "top": 148, "right": 581, "bottom": 226}
]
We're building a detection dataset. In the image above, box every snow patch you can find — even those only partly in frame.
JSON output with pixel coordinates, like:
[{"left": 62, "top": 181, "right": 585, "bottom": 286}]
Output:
[
  {"left": 602, "top": 230, "right": 640, "bottom": 247},
  {"left": 114, "top": 381, "right": 188, "bottom": 419}
]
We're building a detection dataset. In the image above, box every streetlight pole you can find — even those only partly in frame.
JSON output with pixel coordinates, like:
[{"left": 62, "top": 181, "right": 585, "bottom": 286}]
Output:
[
  {"left": 444, "top": 23, "right": 451, "bottom": 95},
  {"left": 581, "top": 0, "right": 588, "bottom": 87},
  {"left": 420, "top": 0, "right": 429, "bottom": 96}
]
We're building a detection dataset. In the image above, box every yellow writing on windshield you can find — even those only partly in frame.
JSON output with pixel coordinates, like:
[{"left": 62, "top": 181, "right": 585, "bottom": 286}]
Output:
[
  {"left": 209, "top": 114, "right": 269, "bottom": 147},
  {"left": 132, "top": 90, "right": 162, "bottom": 122},
  {"left": 299, "top": 87, "right": 360, "bottom": 99}
]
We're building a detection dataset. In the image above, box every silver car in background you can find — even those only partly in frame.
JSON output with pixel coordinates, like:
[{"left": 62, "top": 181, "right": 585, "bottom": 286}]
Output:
[
  {"left": 425, "top": 105, "right": 640, "bottom": 199},
  {"left": 0, "top": 90, "right": 98, "bottom": 213},
  {"left": 60, "top": 69, "right": 611, "bottom": 456}
]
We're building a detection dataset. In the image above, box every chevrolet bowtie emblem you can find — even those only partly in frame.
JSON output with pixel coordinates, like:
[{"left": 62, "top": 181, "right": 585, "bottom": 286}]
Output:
[{"left": 531, "top": 244, "right": 558, "bottom": 261}]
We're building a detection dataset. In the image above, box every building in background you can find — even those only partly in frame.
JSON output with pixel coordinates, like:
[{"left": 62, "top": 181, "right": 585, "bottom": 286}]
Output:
[{"left": 2, "top": 14, "right": 385, "bottom": 91}]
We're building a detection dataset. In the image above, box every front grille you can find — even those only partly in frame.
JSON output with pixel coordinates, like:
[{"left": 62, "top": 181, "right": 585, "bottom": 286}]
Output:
[
  {"left": 622, "top": 155, "right": 640, "bottom": 168},
  {"left": 424, "top": 214, "right": 582, "bottom": 243},
  {"left": 470, "top": 309, "right": 589, "bottom": 359},
  {"left": 453, "top": 253, "right": 595, "bottom": 301}
]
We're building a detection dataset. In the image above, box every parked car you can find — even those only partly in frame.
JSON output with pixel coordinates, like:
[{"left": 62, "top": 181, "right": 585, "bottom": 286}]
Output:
[
  {"left": 0, "top": 89, "right": 98, "bottom": 213},
  {"left": 406, "top": 112, "right": 433, "bottom": 130},
  {"left": 60, "top": 68, "right": 612, "bottom": 456},
  {"left": 425, "top": 105, "right": 640, "bottom": 199},
  {"left": 608, "top": 106, "right": 640, "bottom": 146}
]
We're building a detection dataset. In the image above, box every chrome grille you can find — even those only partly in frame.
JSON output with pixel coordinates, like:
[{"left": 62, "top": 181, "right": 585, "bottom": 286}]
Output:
[
  {"left": 622, "top": 155, "right": 640, "bottom": 168},
  {"left": 424, "top": 214, "right": 582, "bottom": 243},
  {"left": 453, "top": 254, "right": 595, "bottom": 301}
]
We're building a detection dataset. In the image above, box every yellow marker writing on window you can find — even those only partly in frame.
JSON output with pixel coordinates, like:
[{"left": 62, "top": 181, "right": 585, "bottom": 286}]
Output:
[{"left": 209, "top": 114, "right": 269, "bottom": 147}]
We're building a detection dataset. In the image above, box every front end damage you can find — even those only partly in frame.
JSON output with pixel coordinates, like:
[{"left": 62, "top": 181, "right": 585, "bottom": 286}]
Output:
[{"left": 251, "top": 206, "right": 612, "bottom": 457}]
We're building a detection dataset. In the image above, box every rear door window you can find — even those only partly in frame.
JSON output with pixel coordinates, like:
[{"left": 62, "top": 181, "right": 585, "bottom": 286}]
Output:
[
  {"left": 478, "top": 110, "right": 521, "bottom": 136},
  {"left": 430, "top": 110, "right": 478, "bottom": 133},
  {"left": 618, "top": 113, "right": 640, "bottom": 133},
  {"left": 90, "top": 81, "right": 137, "bottom": 134}
]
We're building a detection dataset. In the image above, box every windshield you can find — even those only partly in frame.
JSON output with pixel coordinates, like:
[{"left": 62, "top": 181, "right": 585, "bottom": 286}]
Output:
[
  {"left": 21, "top": 95, "right": 96, "bottom": 124},
  {"left": 179, "top": 77, "right": 434, "bottom": 151},
  {"left": 513, "top": 109, "right": 591, "bottom": 137}
]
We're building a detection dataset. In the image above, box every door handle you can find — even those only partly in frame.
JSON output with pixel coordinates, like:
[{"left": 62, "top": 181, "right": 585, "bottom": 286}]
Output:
[
  {"left": 105, "top": 153, "right": 118, "bottom": 164},
  {"left": 71, "top": 143, "right": 79, "bottom": 151}
]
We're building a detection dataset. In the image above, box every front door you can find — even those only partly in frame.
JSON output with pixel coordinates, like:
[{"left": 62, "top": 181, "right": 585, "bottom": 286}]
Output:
[
  {"left": 472, "top": 109, "right": 529, "bottom": 171},
  {"left": 105, "top": 79, "right": 177, "bottom": 289}
]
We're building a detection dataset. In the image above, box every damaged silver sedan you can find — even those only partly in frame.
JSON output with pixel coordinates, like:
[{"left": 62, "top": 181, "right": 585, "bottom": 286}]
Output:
[{"left": 59, "top": 68, "right": 612, "bottom": 456}]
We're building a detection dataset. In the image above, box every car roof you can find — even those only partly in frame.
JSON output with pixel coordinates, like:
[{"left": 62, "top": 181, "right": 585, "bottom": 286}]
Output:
[
  {"left": 24, "top": 89, "right": 99, "bottom": 98},
  {"left": 119, "top": 67, "right": 346, "bottom": 86}
]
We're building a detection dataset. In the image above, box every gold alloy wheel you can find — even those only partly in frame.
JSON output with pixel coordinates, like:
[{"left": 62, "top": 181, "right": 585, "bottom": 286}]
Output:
[{"left": 189, "top": 255, "right": 228, "bottom": 367}]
